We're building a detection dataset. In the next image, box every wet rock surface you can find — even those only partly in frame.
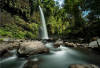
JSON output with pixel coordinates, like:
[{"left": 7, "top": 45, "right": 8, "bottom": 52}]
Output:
[
  {"left": 65, "top": 42, "right": 89, "bottom": 48},
  {"left": 90, "top": 37, "right": 99, "bottom": 42},
  {"left": 54, "top": 38, "right": 63, "bottom": 45},
  {"left": 69, "top": 64, "right": 99, "bottom": 68},
  {"left": 0, "top": 38, "right": 100, "bottom": 68},
  {"left": 23, "top": 59, "right": 42, "bottom": 68},
  {"left": 18, "top": 41, "right": 49, "bottom": 56},
  {"left": 1, "top": 51, "right": 13, "bottom": 58},
  {"left": 0, "top": 44, "right": 8, "bottom": 57},
  {"left": 7, "top": 42, "right": 20, "bottom": 50}
]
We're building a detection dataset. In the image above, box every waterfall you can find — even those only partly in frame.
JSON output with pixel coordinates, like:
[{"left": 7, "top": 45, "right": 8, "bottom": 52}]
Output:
[{"left": 39, "top": 6, "right": 48, "bottom": 39}]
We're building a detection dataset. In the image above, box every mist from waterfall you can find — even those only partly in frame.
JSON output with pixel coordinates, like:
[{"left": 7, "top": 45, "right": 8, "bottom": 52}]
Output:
[{"left": 39, "top": 6, "right": 48, "bottom": 39}]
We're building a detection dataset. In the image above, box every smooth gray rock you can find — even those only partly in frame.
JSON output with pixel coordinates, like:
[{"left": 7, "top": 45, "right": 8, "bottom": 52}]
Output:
[
  {"left": 89, "top": 41, "right": 98, "bottom": 48},
  {"left": 54, "top": 38, "right": 63, "bottom": 46},
  {"left": 90, "top": 37, "right": 99, "bottom": 42},
  {"left": 18, "top": 41, "right": 49, "bottom": 56}
]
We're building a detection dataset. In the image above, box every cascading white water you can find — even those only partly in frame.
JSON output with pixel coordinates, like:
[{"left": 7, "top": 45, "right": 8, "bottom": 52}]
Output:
[{"left": 39, "top": 6, "right": 48, "bottom": 39}]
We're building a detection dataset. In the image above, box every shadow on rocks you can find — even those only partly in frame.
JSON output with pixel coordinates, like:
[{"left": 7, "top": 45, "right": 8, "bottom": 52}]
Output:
[{"left": 23, "top": 59, "right": 43, "bottom": 68}]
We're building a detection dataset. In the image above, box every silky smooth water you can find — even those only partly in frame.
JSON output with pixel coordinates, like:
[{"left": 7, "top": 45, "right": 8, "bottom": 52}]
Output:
[{"left": 0, "top": 42, "right": 100, "bottom": 68}]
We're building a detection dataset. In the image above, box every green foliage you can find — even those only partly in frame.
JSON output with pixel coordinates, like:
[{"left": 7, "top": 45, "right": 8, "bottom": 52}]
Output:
[
  {"left": 14, "top": 15, "right": 38, "bottom": 35},
  {"left": 0, "top": 0, "right": 100, "bottom": 42},
  {"left": 47, "top": 16, "right": 56, "bottom": 34},
  {"left": 0, "top": 0, "right": 35, "bottom": 22},
  {"left": 25, "top": 32, "right": 37, "bottom": 39},
  {"left": 0, "top": 38, "right": 4, "bottom": 42},
  {"left": 0, "top": 38, "right": 3, "bottom": 44},
  {"left": 0, "top": 11, "right": 38, "bottom": 39},
  {"left": 47, "top": 15, "right": 69, "bottom": 35},
  {"left": 41, "top": 0, "right": 55, "bottom": 18},
  {"left": 25, "top": 32, "right": 33, "bottom": 39},
  {"left": 60, "top": 25, "right": 82, "bottom": 38},
  {"left": 13, "top": 31, "right": 25, "bottom": 39}
]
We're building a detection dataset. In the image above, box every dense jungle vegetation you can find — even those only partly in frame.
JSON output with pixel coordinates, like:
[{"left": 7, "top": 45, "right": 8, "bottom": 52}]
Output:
[{"left": 0, "top": 0, "right": 100, "bottom": 42}]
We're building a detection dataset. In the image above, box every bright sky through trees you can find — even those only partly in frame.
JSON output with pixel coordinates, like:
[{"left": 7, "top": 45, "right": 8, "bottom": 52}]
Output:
[
  {"left": 54, "top": 0, "right": 64, "bottom": 8},
  {"left": 54, "top": 0, "right": 89, "bottom": 17}
]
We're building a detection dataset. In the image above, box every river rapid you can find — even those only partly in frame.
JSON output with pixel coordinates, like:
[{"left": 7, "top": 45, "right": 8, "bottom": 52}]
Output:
[{"left": 0, "top": 41, "right": 100, "bottom": 68}]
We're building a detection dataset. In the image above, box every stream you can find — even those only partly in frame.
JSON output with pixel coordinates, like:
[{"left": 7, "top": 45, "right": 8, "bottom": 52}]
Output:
[{"left": 0, "top": 41, "right": 100, "bottom": 68}]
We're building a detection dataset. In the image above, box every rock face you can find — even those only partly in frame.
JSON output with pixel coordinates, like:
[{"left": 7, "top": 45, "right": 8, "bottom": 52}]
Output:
[
  {"left": 18, "top": 41, "right": 49, "bottom": 56},
  {"left": 0, "top": 44, "right": 8, "bottom": 57},
  {"left": 69, "top": 64, "right": 99, "bottom": 68}
]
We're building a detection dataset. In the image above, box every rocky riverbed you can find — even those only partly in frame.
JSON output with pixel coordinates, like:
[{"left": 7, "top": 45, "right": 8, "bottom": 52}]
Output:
[{"left": 0, "top": 37, "right": 100, "bottom": 68}]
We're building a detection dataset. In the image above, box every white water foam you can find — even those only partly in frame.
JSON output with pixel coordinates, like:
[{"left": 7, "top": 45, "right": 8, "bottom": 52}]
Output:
[{"left": 39, "top": 6, "right": 48, "bottom": 39}]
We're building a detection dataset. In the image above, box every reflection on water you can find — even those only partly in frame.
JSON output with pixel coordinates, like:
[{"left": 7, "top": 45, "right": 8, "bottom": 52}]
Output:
[{"left": 0, "top": 42, "right": 100, "bottom": 68}]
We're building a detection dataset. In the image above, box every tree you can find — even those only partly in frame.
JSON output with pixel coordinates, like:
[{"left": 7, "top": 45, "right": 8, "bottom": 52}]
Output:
[
  {"left": 84, "top": 0, "right": 100, "bottom": 20},
  {"left": 64, "top": 0, "right": 84, "bottom": 36}
]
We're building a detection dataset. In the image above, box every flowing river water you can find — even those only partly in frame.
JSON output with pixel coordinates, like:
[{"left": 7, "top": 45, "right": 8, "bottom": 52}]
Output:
[{"left": 0, "top": 41, "right": 100, "bottom": 68}]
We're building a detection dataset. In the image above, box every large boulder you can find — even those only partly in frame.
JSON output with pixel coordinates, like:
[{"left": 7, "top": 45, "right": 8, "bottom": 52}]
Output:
[
  {"left": 97, "top": 39, "right": 100, "bottom": 50},
  {"left": 89, "top": 37, "right": 100, "bottom": 49},
  {"left": 90, "top": 37, "right": 99, "bottom": 42},
  {"left": 89, "top": 41, "right": 98, "bottom": 48},
  {"left": 0, "top": 44, "right": 8, "bottom": 57},
  {"left": 7, "top": 42, "right": 20, "bottom": 50},
  {"left": 69, "top": 64, "right": 99, "bottom": 68},
  {"left": 54, "top": 38, "right": 63, "bottom": 48},
  {"left": 54, "top": 38, "right": 63, "bottom": 46},
  {"left": 18, "top": 41, "right": 49, "bottom": 56}
]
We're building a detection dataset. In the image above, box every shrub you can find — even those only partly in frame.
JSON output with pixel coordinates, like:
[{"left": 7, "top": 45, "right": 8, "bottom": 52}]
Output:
[
  {"left": 25, "top": 32, "right": 33, "bottom": 39},
  {"left": 0, "top": 38, "right": 4, "bottom": 42}
]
